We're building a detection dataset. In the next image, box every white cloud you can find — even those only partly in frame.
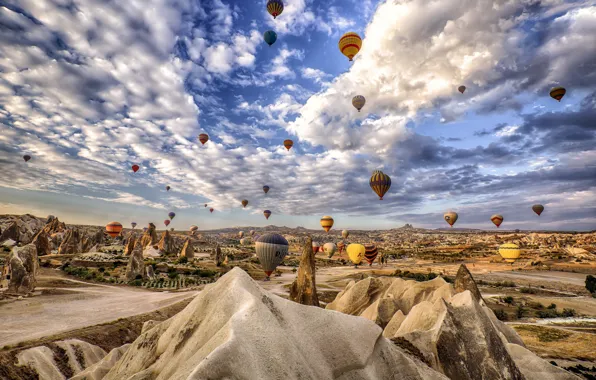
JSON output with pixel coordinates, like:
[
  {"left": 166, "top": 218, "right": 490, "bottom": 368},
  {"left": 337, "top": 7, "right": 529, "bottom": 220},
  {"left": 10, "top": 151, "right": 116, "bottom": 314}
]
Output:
[{"left": 301, "top": 67, "right": 331, "bottom": 84}]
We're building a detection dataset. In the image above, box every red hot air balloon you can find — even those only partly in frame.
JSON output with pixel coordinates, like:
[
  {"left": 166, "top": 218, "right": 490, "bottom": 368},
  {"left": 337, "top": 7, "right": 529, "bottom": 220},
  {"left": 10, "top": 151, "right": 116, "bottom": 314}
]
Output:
[
  {"left": 164, "top": 219, "right": 171, "bottom": 227},
  {"left": 491, "top": 214, "right": 504, "bottom": 228},
  {"left": 105, "top": 222, "right": 123, "bottom": 238},
  {"left": 210, "top": 208, "right": 214, "bottom": 213},
  {"left": 132, "top": 164, "right": 140, "bottom": 173},
  {"left": 198, "top": 133, "right": 209, "bottom": 145}
]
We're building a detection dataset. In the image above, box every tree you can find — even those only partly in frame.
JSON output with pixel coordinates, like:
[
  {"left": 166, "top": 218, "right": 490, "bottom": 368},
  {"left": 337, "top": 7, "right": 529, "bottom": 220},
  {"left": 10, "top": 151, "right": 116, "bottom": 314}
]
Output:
[{"left": 586, "top": 275, "right": 596, "bottom": 294}]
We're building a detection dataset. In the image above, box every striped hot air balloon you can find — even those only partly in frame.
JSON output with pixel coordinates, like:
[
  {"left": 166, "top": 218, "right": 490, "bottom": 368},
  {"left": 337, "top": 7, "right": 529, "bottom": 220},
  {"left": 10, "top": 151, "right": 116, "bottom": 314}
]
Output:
[
  {"left": 444, "top": 211, "right": 458, "bottom": 227},
  {"left": 255, "top": 233, "right": 288, "bottom": 280},
  {"left": 498, "top": 243, "right": 521, "bottom": 263},
  {"left": 105, "top": 222, "right": 123, "bottom": 238},
  {"left": 337, "top": 241, "right": 346, "bottom": 255},
  {"left": 458, "top": 85, "right": 466, "bottom": 94},
  {"left": 352, "top": 95, "right": 366, "bottom": 112},
  {"left": 323, "top": 243, "right": 336, "bottom": 258},
  {"left": 370, "top": 170, "right": 391, "bottom": 200},
  {"left": 342, "top": 230, "right": 349, "bottom": 239},
  {"left": 320, "top": 215, "right": 334, "bottom": 232},
  {"left": 549, "top": 87, "right": 566, "bottom": 102},
  {"left": 364, "top": 243, "right": 378, "bottom": 266},
  {"left": 491, "top": 214, "right": 504, "bottom": 228},
  {"left": 338, "top": 32, "right": 362, "bottom": 61},
  {"left": 264, "top": 210, "right": 272, "bottom": 220},
  {"left": 266, "top": 0, "right": 284, "bottom": 19},
  {"left": 198, "top": 133, "right": 209, "bottom": 145},
  {"left": 283, "top": 139, "right": 293, "bottom": 151},
  {"left": 241, "top": 199, "right": 248, "bottom": 208},
  {"left": 532, "top": 204, "right": 544, "bottom": 216},
  {"left": 312, "top": 241, "right": 320, "bottom": 253},
  {"left": 347, "top": 243, "right": 365, "bottom": 265},
  {"left": 190, "top": 225, "right": 198, "bottom": 233},
  {"left": 239, "top": 231, "right": 244, "bottom": 238}
]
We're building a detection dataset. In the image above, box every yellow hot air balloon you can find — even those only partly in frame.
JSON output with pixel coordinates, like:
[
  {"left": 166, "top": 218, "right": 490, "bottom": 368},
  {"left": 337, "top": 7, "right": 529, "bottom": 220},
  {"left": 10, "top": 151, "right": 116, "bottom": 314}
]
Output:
[
  {"left": 352, "top": 95, "right": 365, "bottom": 112},
  {"left": 370, "top": 170, "right": 391, "bottom": 200},
  {"left": 338, "top": 32, "right": 362, "bottom": 61},
  {"left": 549, "top": 87, "right": 566, "bottom": 102},
  {"left": 444, "top": 211, "right": 458, "bottom": 227},
  {"left": 347, "top": 243, "right": 365, "bottom": 266},
  {"left": 498, "top": 243, "right": 521, "bottom": 263},
  {"left": 320, "top": 215, "right": 334, "bottom": 232},
  {"left": 342, "top": 229, "right": 349, "bottom": 239},
  {"left": 241, "top": 199, "right": 248, "bottom": 208},
  {"left": 491, "top": 214, "right": 504, "bottom": 228}
]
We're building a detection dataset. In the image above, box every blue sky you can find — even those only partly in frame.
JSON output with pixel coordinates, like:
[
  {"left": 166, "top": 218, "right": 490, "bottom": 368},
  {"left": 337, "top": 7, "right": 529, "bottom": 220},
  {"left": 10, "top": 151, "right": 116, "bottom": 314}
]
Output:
[{"left": 0, "top": 0, "right": 595, "bottom": 231}]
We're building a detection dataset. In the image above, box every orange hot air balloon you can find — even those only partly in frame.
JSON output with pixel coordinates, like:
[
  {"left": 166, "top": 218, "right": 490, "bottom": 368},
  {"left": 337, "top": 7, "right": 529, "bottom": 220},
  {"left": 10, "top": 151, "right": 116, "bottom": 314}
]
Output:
[
  {"left": 105, "top": 222, "right": 123, "bottom": 238},
  {"left": 337, "top": 241, "right": 346, "bottom": 255},
  {"left": 444, "top": 211, "right": 458, "bottom": 227},
  {"left": 491, "top": 214, "right": 504, "bottom": 228},
  {"left": 198, "top": 133, "right": 209, "bottom": 145},
  {"left": 241, "top": 199, "right": 249, "bottom": 208},
  {"left": 338, "top": 32, "right": 362, "bottom": 61},
  {"left": 320, "top": 215, "right": 334, "bottom": 232},
  {"left": 283, "top": 139, "right": 293, "bottom": 151},
  {"left": 131, "top": 164, "right": 139, "bottom": 173},
  {"left": 458, "top": 85, "right": 466, "bottom": 94},
  {"left": 210, "top": 208, "right": 214, "bottom": 213},
  {"left": 549, "top": 87, "right": 566, "bottom": 102}
]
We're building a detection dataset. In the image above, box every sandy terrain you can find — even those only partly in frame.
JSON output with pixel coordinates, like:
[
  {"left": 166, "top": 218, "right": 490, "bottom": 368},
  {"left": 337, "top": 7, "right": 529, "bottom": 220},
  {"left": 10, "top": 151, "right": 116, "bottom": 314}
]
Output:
[{"left": 0, "top": 276, "right": 198, "bottom": 348}]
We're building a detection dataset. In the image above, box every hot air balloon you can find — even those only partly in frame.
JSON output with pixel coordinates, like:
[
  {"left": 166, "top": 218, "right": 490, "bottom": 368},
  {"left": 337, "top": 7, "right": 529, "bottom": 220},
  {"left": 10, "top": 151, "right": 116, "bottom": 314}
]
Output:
[
  {"left": 323, "top": 242, "right": 336, "bottom": 258},
  {"left": 498, "top": 243, "right": 521, "bottom": 263},
  {"left": 347, "top": 243, "right": 365, "bottom": 266},
  {"left": 444, "top": 211, "right": 458, "bottom": 227},
  {"left": 166, "top": 186, "right": 171, "bottom": 191},
  {"left": 131, "top": 222, "right": 137, "bottom": 229},
  {"left": 549, "top": 87, "right": 566, "bottom": 102},
  {"left": 532, "top": 204, "right": 544, "bottom": 216},
  {"left": 342, "top": 230, "right": 349, "bottom": 239},
  {"left": 250, "top": 230, "right": 256, "bottom": 236},
  {"left": 338, "top": 32, "right": 362, "bottom": 61},
  {"left": 263, "top": 185, "right": 270, "bottom": 194},
  {"left": 204, "top": 204, "right": 208, "bottom": 208},
  {"left": 23, "top": 155, "right": 31, "bottom": 162},
  {"left": 210, "top": 208, "right": 214, "bottom": 213},
  {"left": 198, "top": 133, "right": 209, "bottom": 145},
  {"left": 266, "top": 0, "right": 284, "bottom": 19},
  {"left": 164, "top": 219, "right": 170, "bottom": 227},
  {"left": 168, "top": 212, "right": 176, "bottom": 220},
  {"left": 264, "top": 210, "right": 272, "bottom": 220},
  {"left": 132, "top": 164, "right": 139, "bottom": 173},
  {"left": 143, "top": 227, "right": 148, "bottom": 232},
  {"left": 352, "top": 95, "right": 366, "bottom": 112},
  {"left": 491, "top": 214, "right": 504, "bottom": 228},
  {"left": 264, "top": 30, "right": 277, "bottom": 46},
  {"left": 458, "top": 85, "right": 466, "bottom": 94},
  {"left": 370, "top": 170, "right": 391, "bottom": 200},
  {"left": 240, "top": 238, "right": 248, "bottom": 245},
  {"left": 283, "top": 139, "right": 293, "bottom": 151},
  {"left": 320, "top": 215, "right": 334, "bottom": 232},
  {"left": 105, "top": 222, "right": 123, "bottom": 238},
  {"left": 312, "top": 241, "right": 320, "bottom": 253},
  {"left": 337, "top": 241, "right": 346, "bottom": 255},
  {"left": 255, "top": 233, "right": 288, "bottom": 281},
  {"left": 364, "top": 243, "right": 378, "bottom": 266},
  {"left": 241, "top": 199, "right": 249, "bottom": 208},
  {"left": 190, "top": 225, "right": 198, "bottom": 233},
  {"left": 239, "top": 231, "right": 244, "bottom": 238}
]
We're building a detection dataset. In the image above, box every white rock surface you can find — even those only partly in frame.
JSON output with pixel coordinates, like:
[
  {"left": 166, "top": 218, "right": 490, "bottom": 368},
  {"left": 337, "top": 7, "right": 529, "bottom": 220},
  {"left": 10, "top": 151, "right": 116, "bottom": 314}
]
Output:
[
  {"left": 507, "top": 343, "right": 581, "bottom": 380},
  {"left": 71, "top": 344, "right": 131, "bottom": 380},
  {"left": 143, "top": 246, "right": 161, "bottom": 258},
  {"left": 102, "top": 267, "right": 447, "bottom": 380}
]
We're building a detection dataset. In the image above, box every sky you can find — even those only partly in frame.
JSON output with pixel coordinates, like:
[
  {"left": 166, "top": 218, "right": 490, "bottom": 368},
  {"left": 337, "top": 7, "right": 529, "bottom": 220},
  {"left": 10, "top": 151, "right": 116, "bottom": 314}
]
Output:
[{"left": 0, "top": 0, "right": 595, "bottom": 231}]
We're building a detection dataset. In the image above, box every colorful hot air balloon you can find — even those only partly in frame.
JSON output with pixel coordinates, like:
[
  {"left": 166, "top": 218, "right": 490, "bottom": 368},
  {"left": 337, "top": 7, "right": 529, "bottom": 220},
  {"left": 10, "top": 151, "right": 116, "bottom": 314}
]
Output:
[
  {"left": 198, "top": 133, "right": 209, "bottom": 145},
  {"left": 132, "top": 164, "right": 139, "bottom": 173},
  {"left": 337, "top": 241, "right": 346, "bottom": 255},
  {"left": 491, "top": 214, "right": 504, "bottom": 228},
  {"left": 364, "top": 243, "right": 378, "bottom": 266},
  {"left": 532, "top": 204, "right": 544, "bottom": 216},
  {"left": 164, "top": 219, "right": 170, "bottom": 227},
  {"left": 283, "top": 139, "right": 293, "bottom": 151},
  {"left": 312, "top": 241, "right": 320, "bottom": 253},
  {"left": 338, "top": 32, "right": 362, "bottom": 61},
  {"left": 347, "top": 243, "right": 365, "bottom": 266},
  {"left": 342, "top": 230, "right": 349, "bottom": 239},
  {"left": 23, "top": 155, "right": 31, "bottom": 162},
  {"left": 143, "top": 227, "right": 148, "bottom": 232},
  {"left": 266, "top": 0, "right": 284, "bottom": 19},
  {"left": 131, "top": 222, "right": 137, "bottom": 229},
  {"left": 444, "top": 211, "right": 458, "bottom": 227},
  {"left": 264, "top": 30, "right": 277, "bottom": 46},
  {"left": 498, "top": 243, "right": 521, "bottom": 263},
  {"left": 190, "top": 225, "right": 198, "bottom": 233},
  {"left": 168, "top": 212, "right": 176, "bottom": 220},
  {"left": 323, "top": 243, "right": 336, "bottom": 258},
  {"left": 240, "top": 238, "right": 248, "bottom": 245},
  {"left": 352, "top": 95, "right": 366, "bottom": 112},
  {"left": 263, "top": 185, "right": 270, "bottom": 194},
  {"left": 263, "top": 210, "right": 272, "bottom": 220},
  {"left": 166, "top": 186, "right": 171, "bottom": 191},
  {"left": 105, "top": 222, "right": 123, "bottom": 238},
  {"left": 458, "top": 85, "right": 466, "bottom": 94},
  {"left": 210, "top": 208, "right": 214, "bottom": 213},
  {"left": 241, "top": 199, "right": 249, "bottom": 208},
  {"left": 370, "top": 170, "right": 391, "bottom": 200},
  {"left": 239, "top": 231, "right": 244, "bottom": 238},
  {"left": 549, "top": 87, "right": 566, "bottom": 102},
  {"left": 255, "top": 233, "right": 288, "bottom": 280},
  {"left": 320, "top": 215, "right": 334, "bottom": 232},
  {"left": 250, "top": 230, "right": 256, "bottom": 236}
]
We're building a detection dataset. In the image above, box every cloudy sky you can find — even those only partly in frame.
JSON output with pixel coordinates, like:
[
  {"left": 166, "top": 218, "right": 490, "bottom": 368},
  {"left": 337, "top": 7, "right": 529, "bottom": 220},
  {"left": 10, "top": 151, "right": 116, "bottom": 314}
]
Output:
[{"left": 0, "top": 0, "right": 595, "bottom": 231}]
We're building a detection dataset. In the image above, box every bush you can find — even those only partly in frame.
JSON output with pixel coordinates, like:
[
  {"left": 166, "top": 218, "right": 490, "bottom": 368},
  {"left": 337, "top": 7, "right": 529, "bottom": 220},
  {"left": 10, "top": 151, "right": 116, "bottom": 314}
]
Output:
[
  {"left": 547, "top": 303, "right": 557, "bottom": 310},
  {"left": 561, "top": 308, "right": 577, "bottom": 317},
  {"left": 177, "top": 256, "right": 188, "bottom": 264},
  {"left": 516, "top": 305, "right": 526, "bottom": 319},
  {"left": 503, "top": 296, "right": 514, "bottom": 305},
  {"left": 135, "top": 274, "right": 143, "bottom": 280},
  {"left": 520, "top": 287, "right": 537, "bottom": 294},
  {"left": 129, "top": 279, "right": 143, "bottom": 286},
  {"left": 98, "top": 267, "right": 105, "bottom": 273},
  {"left": 495, "top": 281, "right": 516, "bottom": 288},
  {"left": 494, "top": 309, "right": 508, "bottom": 321},
  {"left": 536, "top": 309, "right": 559, "bottom": 318},
  {"left": 168, "top": 269, "right": 179, "bottom": 279},
  {"left": 586, "top": 275, "right": 596, "bottom": 294}
]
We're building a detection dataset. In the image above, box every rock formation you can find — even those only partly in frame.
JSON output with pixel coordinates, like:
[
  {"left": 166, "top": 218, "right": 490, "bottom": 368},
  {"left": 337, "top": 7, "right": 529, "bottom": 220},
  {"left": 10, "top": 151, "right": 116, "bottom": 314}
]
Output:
[
  {"left": 454, "top": 264, "right": 484, "bottom": 303},
  {"left": 215, "top": 244, "right": 223, "bottom": 266},
  {"left": 145, "top": 265, "right": 155, "bottom": 279},
  {"left": 289, "top": 236, "right": 319, "bottom": 306},
  {"left": 7, "top": 244, "right": 39, "bottom": 295},
  {"left": 43, "top": 215, "right": 66, "bottom": 235},
  {"left": 32, "top": 228, "right": 51, "bottom": 256},
  {"left": 58, "top": 228, "right": 82, "bottom": 255},
  {"left": 82, "top": 229, "right": 105, "bottom": 253},
  {"left": 123, "top": 234, "right": 136, "bottom": 256},
  {"left": 179, "top": 237, "right": 194, "bottom": 259},
  {"left": 139, "top": 223, "right": 158, "bottom": 249},
  {"left": 125, "top": 240, "right": 145, "bottom": 281},
  {"left": 0, "top": 221, "right": 18, "bottom": 243},
  {"left": 71, "top": 344, "right": 130, "bottom": 380},
  {"left": 157, "top": 230, "right": 174, "bottom": 255},
  {"left": 0, "top": 215, "right": 44, "bottom": 245},
  {"left": 100, "top": 268, "right": 447, "bottom": 380}
]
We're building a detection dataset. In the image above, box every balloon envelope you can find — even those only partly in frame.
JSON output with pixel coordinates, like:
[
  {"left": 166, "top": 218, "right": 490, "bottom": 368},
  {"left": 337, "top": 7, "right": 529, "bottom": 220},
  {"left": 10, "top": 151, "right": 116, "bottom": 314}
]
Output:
[
  {"left": 338, "top": 32, "right": 362, "bottom": 61},
  {"left": 337, "top": 241, "right": 346, "bottom": 254},
  {"left": 190, "top": 225, "right": 198, "bottom": 232},
  {"left": 266, "top": 0, "right": 284, "bottom": 19},
  {"left": 239, "top": 231, "right": 244, "bottom": 238},
  {"left": 23, "top": 155, "right": 31, "bottom": 162},
  {"left": 532, "top": 204, "right": 544, "bottom": 216},
  {"left": 255, "top": 233, "right": 289, "bottom": 277},
  {"left": 106, "top": 222, "right": 123, "bottom": 238},
  {"left": 164, "top": 220, "right": 170, "bottom": 226},
  {"left": 458, "top": 85, "right": 466, "bottom": 94},
  {"left": 132, "top": 165, "right": 139, "bottom": 173},
  {"left": 364, "top": 243, "right": 378, "bottom": 265},
  {"left": 342, "top": 230, "right": 349, "bottom": 239},
  {"left": 320, "top": 215, "right": 334, "bottom": 232},
  {"left": 263, "top": 30, "right": 277, "bottom": 46},
  {"left": 347, "top": 244, "right": 365, "bottom": 265},
  {"left": 498, "top": 243, "right": 521, "bottom": 263},
  {"left": 210, "top": 208, "right": 214, "bottom": 213},
  {"left": 323, "top": 242, "right": 336, "bottom": 258},
  {"left": 131, "top": 222, "right": 137, "bottom": 228},
  {"left": 549, "top": 87, "right": 566, "bottom": 101},
  {"left": 370, "top": 170, "right": 391, "bottom": 200},
  {"left": 263, "top": 185, "right": 270, "bottom": 194},
  {"left": 168, "top": 212, "right": 176, "bottom": 220},
  {"left": 241, "top": 199, "right": 248, "bottom": 208},
  {"left": 263, "top": 210, "right": 272, "bottom": 220},
  {"left": 444, "top": 211, "right": 458, "bottom": 227},
  {"left": 312, "top": 241, "right": 320, "bottom": 253},
  {"left": 491, "top": 214, "right": 504, "bottom": 228},
  {"left": 352, "top": 95, "right": 365, "bottom": 112},
  {"left": 198, "top": 133, "right": 209, "bottom": 145},
  {"left": 283, "top": 139, "right": 293, "bottom": 151}
]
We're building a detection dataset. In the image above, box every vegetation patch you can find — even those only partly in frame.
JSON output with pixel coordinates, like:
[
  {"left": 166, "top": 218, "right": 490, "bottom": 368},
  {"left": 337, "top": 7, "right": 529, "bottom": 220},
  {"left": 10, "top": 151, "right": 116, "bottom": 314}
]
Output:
[{"left": 513, "top": 325, "right": 572, "bottom": 342}]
